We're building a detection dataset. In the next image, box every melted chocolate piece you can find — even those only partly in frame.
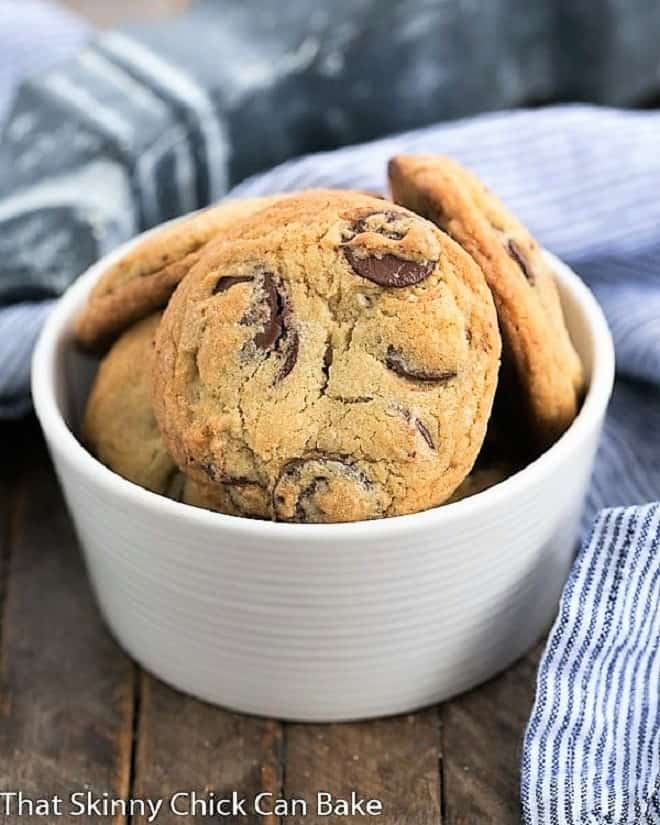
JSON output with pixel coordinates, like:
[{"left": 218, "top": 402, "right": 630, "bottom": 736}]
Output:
[
  {"left": 252, "top": 273, "right": 283, "bottom": 350},
  {"left": 385, "top": 345, "right": 457, "bottom": 382},
  {"left": 235, "top": 272, "right": 299, "bottom": 381},
  {"left": 343, "top": 248, "right": 435, "bottom": 287},
  {"left": 506, "top": 239, "right": 535, "bottom": 284},
  {"left": 294, "top": 475, "right": 329, "bottom": 521},
  {"left": 273, "top": 455, "right": 375, "bottom": 522},
  {"left": 415, "top": 418, "right": 435, "bottom": 450},
  {"left": 335, "top": 395, "right": 373, "bottom": 404},
  {"left": 212, "top": 274, "right": 253, "bottom": 294},
  {"left": 276, "top": 328, "right": 299, "bottom": 383},
  {"left": 399, "top": 407, "right": 436, "bottom": 450}
]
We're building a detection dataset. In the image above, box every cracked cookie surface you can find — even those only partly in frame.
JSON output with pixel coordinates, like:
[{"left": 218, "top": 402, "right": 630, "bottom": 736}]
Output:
[
  {"left": 75, "top": 196, "right": 280, "bottom": 351},
  {"left": 82, "top": 312, "right": 243, "bottom": 513},
  {"left": 153, "top": 189, "right": 500, "bottom": 522},
  {"left": 83, "top": 312, "right": 182, "bottom": 496},
  {"left": 389, "top": 154, "right": 583, "bottom": 447}
]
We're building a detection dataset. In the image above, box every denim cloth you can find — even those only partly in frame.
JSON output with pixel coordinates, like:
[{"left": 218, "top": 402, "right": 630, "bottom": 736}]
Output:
[{"left": 0, "top": 5, "right": 659, "bottom": 823}]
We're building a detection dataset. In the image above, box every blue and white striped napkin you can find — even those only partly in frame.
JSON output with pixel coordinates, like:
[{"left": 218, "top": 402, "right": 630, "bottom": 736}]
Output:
[
  {"left": 523, "top": 503, "right": 660, "bottom": 824},
  {"left": 0, "top": 5, "right": 658, "bottom": 823}
]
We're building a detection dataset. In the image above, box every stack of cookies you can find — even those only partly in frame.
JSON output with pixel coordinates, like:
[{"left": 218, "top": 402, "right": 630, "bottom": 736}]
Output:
[{"left": 78, "top": 156, "right": 583, "bottom": 523}]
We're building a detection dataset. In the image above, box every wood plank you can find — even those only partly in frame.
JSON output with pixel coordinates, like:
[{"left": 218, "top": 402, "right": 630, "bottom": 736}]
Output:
[
  {"left": 131, "top": 672, "right": 283, "bottom": 825},
  {"left": 0, "top": 427, "right": 135, "bottom": 825},
  {"left": 0, "top": 419, "right": 22, "bottom": 654},
  {"left": 0, "top": 417, "right": 538, "bottom": 825},
  {"left": 440, "top": 646, "right": 542, "bottom": 825},
  {"left": 283, "top": 710, "right": 442, "bottom": 825}
]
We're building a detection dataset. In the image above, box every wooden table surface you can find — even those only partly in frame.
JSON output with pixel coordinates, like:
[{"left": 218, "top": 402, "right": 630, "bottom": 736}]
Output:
[
  {"left": 2, "top": 3, "right": 540, "bottom": 822},
  {"left": 0, "top": 415, "right": 541, "bottom": 824}
]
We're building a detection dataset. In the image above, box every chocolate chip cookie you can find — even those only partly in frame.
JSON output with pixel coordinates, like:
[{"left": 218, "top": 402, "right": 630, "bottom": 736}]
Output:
[
  {"left": 389, "top": 155, "right": 583, "bottom": 446},
  {"left": 75, "top": 196, "right": 280, "bottom": 351},
  {"left": 446, "top": 462, "right": 513, "bottom": 503},
  {"left": 83, "top": 312, "right": 181, "bottom": 496},
  {"left": 153, "top": 189, "right": 501, "bottom": 522},
  {"left": 179, "top": 477, "right": 265, "bottom": 518}
]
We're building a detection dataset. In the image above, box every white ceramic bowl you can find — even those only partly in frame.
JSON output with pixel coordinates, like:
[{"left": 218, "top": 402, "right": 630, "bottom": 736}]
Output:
[{"left": 32, "top": 238, "right": 614, "bottom": 722}]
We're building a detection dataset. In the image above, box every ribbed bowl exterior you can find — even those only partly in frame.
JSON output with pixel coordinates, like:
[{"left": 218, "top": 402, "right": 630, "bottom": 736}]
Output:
[{"left": 34, "top": 240, "right": 614, "bottom": 722}]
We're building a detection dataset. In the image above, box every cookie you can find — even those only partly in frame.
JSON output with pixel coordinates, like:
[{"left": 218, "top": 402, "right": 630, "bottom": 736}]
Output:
[
  {"left": 388, "top": 154, "right": 583, "bottom": 446},
  {"left": 446, "top": 462, "right": 513, "bottom": 503},
  {"left": 153, "top": 189, "right": 501, "bottom": 522},
  {"left": 83, "top": 312, "right": 181, "bottom": 496},
  {"left": 180, "top": 478, "right": 264, "bottom": 518},
  {"left": 75, "top": 196, "right": 280, "bottom": 351}
]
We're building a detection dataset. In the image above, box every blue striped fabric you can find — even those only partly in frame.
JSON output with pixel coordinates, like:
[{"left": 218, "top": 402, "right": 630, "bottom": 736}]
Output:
[{"left": 522, "top": 504, "right": 660, "bottom": 824}]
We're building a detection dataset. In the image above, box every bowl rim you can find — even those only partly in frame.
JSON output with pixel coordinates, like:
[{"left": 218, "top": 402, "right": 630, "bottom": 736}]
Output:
[{"left": 32, "top": 238, "right": 615, "bottom": 542}]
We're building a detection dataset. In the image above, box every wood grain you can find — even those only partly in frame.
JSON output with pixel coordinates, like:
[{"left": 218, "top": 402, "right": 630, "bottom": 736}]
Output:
[
  {"left": 0, "top": 419, "right": 20, "bottom": 666},
  {"left": 0, "top": 419, "right": 541, "bottom": 823},
  {"left": 283, "top": 710, "right": 443, "bottom": 825},
  {"left": 440, "top": 647, "right": 543, "bottom": 825},
  {"left": 0, "top": 429, "right": 135, "bottom": 825},
  {"left": 131, "top": 672, "right": 283, "bottom": 825}
]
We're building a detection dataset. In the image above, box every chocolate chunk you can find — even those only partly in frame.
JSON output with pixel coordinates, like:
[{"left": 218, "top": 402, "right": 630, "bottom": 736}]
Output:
[
  {"left": 385, "top": 345, "right": 457, "bottom": 382},
  {"left": 275, "top": 328, "right": 299, "bottom": 383},
  {"left": 415, "top": 418, "right": 435, "bottom": 450},
  {"left": 399, "top": 407, "right": 436, "bottom": 450},
  {"left": 237, "top": 272, "right": 299, "bottom": 380},
  {"left": 507, "top": 239, "right": 535, "bottom": 284},
  {"left": 293, "top": 475, "right": 329, "bottom": 521},
  {"left": 341, "top": 209, "right": 435, "bottom": 287},
  {"left": 212, "top": 274, "right": 253, "bottom": 294},
  {"left": 267, "top": 278, "right": 299, "bottom": 382},
  {"left": 253, "top": 272, "right": 283, "bottom": 350},
  {"left": 273, "top": 455, "right": 378, "bottom": 522},
  {"left": 335, "top": 395, "right": 373, "bottom": 404},
  {"left": 344, "top": 248, "right": 435, "bottom": 287}
]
